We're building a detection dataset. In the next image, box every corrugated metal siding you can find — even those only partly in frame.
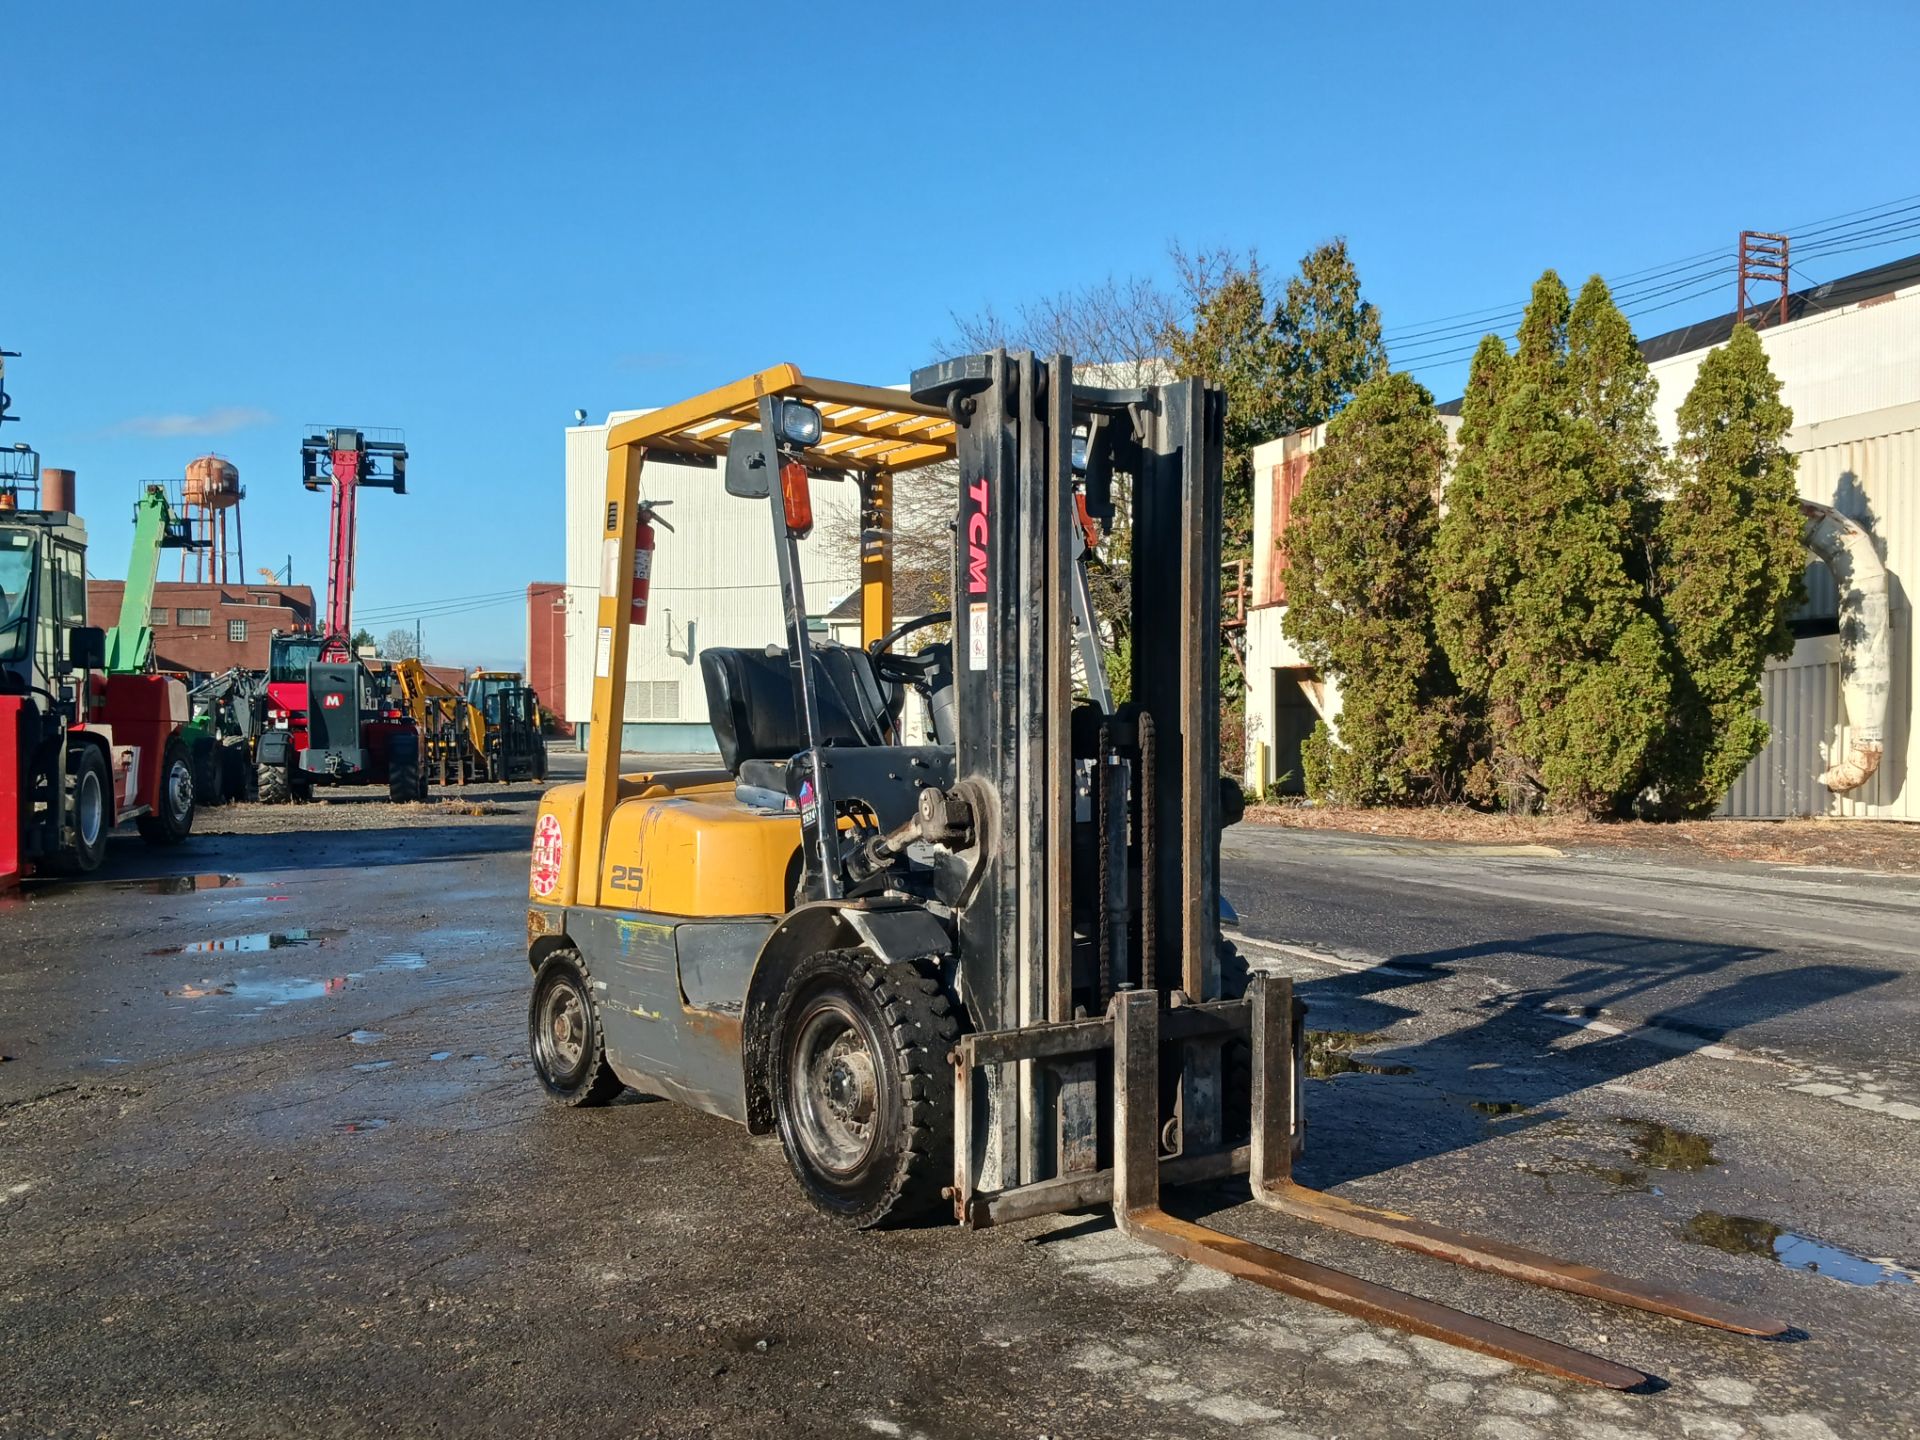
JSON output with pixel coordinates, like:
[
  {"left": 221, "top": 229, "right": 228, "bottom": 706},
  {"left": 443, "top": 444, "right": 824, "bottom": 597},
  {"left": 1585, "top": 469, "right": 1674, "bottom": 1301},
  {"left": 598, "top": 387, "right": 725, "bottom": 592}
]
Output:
[
  {"left": 1719, "top": 413, "right": 1919, "bottom": 820},
  {"left": 1648, "top": 285, "right": 1920, "bottom": 442}
]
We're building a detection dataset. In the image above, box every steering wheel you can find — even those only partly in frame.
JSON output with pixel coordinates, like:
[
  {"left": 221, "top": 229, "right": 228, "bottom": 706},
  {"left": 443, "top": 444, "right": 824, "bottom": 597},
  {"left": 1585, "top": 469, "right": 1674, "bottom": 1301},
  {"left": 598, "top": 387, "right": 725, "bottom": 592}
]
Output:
[{"left": 867, "top": 611, "right": 951, "bottom": 685}]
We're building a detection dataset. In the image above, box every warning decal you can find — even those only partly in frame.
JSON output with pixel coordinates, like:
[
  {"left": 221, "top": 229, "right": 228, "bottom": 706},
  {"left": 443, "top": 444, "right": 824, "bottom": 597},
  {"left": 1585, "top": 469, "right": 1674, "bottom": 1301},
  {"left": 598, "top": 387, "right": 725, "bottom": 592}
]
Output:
[
  {"left": 530, "top": 812, "right": 565, "bottom": 898},
  {"left": 968, "top": 603, "right": 988, "bottom": 671}
]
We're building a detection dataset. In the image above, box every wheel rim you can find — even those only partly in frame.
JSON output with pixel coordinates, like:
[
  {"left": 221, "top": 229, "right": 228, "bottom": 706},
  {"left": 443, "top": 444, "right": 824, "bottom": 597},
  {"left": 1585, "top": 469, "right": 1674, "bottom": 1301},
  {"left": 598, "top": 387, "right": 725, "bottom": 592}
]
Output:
[
  {"left": 536, "top": 979, "right": 588, "bottom": 1081},
  {"left": 76, "top": 769, "right": 104, "bottom": 848},
  {"left": 167, "top": 757, "right": 193, "bottom": 820},
  {"left": 788, "top": 997, "right": 880, "bottom": 1176}
]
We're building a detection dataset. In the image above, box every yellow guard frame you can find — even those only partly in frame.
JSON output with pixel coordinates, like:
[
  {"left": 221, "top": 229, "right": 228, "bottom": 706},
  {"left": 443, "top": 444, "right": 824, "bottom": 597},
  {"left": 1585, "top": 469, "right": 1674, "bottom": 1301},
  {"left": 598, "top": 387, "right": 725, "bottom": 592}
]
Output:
[{"left": 579, "top": 364, "right": 959, "bottom": 907}]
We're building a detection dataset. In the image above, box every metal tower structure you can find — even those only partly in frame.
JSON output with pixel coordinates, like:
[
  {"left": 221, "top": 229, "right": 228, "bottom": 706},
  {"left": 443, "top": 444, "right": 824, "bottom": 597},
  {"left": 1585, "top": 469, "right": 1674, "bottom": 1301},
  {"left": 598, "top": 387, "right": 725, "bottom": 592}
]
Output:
[
  {"left": 1737, "top": 231, "right": 1791, "bottom": 330},
  {"left": 174, "top": 454, "right": 247, "bottom": 582}
]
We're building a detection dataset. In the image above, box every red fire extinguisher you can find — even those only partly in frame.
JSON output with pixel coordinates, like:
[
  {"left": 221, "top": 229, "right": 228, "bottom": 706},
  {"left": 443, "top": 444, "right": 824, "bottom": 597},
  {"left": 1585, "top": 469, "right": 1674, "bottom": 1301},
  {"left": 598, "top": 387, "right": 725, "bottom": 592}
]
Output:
[{"left": 631, "top": 501, "right": 672, "bottom": 626}]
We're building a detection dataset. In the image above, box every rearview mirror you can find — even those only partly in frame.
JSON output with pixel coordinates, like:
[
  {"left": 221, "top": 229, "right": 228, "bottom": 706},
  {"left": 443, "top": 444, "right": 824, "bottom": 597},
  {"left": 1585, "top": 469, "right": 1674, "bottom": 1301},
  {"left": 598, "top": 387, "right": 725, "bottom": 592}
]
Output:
[
  {"left": 724, "top": 428, "right": 772, "bottom": 499},
  {"left": 66, "top": 625, "right": 105, "bottom": 672}
]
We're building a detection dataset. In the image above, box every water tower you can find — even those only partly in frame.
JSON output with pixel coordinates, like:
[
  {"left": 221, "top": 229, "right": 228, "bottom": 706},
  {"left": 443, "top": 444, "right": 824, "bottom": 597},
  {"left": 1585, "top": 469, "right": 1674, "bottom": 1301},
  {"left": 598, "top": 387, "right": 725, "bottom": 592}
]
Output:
[{"left": 179, "top": 453, "right": 245, "bottom": 582}]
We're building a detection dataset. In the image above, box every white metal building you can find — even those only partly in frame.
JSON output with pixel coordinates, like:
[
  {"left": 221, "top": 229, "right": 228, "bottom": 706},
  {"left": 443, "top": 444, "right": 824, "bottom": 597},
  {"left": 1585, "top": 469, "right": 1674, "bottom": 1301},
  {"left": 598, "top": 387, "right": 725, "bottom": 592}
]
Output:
[
  {"left": 1243, "top": 251, "right": 1920, "bottom": 818},
  {"left": 561, "top": 411, "right": 860, "bottom": 752}
]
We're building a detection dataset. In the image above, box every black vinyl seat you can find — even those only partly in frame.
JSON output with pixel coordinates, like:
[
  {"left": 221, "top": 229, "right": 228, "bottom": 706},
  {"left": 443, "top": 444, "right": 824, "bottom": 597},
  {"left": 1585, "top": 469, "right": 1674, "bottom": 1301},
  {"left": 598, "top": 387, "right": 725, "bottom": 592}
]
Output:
[{"left": 700, "top": 645, "right": 900, "bottom": 805}]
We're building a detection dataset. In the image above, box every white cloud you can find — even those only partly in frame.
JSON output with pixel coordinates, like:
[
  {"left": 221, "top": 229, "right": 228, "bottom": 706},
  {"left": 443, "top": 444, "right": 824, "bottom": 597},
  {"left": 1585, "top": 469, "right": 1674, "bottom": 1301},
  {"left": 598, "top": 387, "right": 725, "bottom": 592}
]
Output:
[{"left": 112, "top": 405, "right": 274, "bottom": 438}]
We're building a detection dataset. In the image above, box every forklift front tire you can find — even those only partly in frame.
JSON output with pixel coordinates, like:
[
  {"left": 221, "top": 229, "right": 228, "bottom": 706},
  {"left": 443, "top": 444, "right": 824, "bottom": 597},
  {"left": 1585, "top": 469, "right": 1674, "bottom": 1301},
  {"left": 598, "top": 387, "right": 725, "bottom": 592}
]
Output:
[
  {"left": 769, "top": 949, "right": 960, "bottom": 1229},
  {"left": 528, "top": 951, "right": 625, "bottom": 1107}
]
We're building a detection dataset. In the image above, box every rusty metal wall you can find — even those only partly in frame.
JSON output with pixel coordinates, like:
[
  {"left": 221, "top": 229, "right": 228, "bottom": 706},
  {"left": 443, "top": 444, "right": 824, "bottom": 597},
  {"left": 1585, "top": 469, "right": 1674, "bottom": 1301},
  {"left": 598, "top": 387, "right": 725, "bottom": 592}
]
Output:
[{"left": 1720, "top": 405, "right": 1920, "bottom": 820}]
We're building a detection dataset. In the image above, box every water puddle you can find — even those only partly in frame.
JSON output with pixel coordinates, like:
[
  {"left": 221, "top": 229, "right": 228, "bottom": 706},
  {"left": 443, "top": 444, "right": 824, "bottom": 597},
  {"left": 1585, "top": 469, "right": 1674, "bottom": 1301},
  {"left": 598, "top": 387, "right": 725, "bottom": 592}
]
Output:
[
  {"left": 168, "top": 973, "right": 349, "bottom": 1004},
  {"left": 1520, "top": 1157, "right": 1662, "bottom": 1195},
  {"left": 1685, "top": 1212, "right": 1915, "bottom": 1286},
  {"left": 332, "top": 1118, "right": 392, "bottom": 1134},
  {"left": 345, "top": 1029, "right": 386, "bottom": 1045},
  {"left": 351, "top": 1060, "right": 395, "bottom": 1073},
  {"left": 379, "top": 953, "right": 428, "bottom": 970},
  {"left": 115, "top": 873, "right": 248, "bottom": 895},
  {"left": 1617, "top": 1117, "right": 1717, "bottom": 1170},
  {"left": 1305, "top": 1030, "right": 1414, "bottom": 1080},
  {"left": 428, "top": 1051, "right": 452, "bottom": 1062},
  {"left": 149, "top": 927, "right": 346, "bottom": 957}
]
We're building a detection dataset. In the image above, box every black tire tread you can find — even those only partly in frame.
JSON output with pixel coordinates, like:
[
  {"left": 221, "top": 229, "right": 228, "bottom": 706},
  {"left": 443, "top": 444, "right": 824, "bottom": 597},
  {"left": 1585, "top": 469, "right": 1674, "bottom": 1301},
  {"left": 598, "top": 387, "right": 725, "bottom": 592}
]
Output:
[
  {"left": 258, "top": 760, "right": 291, "bottom": 805},
  {"left": 772, "top": 948, "right": 961, "bottom": 1229}
]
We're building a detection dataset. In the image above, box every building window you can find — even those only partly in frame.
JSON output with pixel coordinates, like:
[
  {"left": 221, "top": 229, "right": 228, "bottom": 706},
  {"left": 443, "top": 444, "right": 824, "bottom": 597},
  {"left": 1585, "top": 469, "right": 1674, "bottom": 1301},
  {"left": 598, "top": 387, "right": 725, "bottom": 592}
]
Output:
[
  {"left": 150, "top": 607, "right": 170, "bottom": 626},
  {"left": 623, "top": 679, "right": 680, "bottom": 721},
  {"left": 228, "top": 618, "right": 248, "bottom": 642},
  {"left": 178, "top": 608, "right": 212, "bottom": 627}
]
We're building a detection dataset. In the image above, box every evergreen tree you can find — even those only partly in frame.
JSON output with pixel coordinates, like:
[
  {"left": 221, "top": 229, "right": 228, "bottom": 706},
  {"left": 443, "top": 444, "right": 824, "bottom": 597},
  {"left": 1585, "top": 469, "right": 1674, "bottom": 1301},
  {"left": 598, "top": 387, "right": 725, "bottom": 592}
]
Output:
[
  {"left": 1272, "top": 239, "right": 1388, "bottom": 436},
  {"left": 1479, "top": 373, "right": 1670, "bottom": 812},
  {"left": 1515, "top": 270, "right": 1571, "bottom": 376},
  {"left": 1281, "top": 372, "right": 1458, "bottom": 803},
  {"left": 1651, "top": 325, "right": 1805, "bottom": 814},
  {"left": 1168, "top": 239, "right": 1387, "bottom": 564},
  {"left": 1432, "top": 271, "right": 1671, "bottom": 813},
  {"left": 1432, "top": 334, "right": 1515, "bottom": 709}
]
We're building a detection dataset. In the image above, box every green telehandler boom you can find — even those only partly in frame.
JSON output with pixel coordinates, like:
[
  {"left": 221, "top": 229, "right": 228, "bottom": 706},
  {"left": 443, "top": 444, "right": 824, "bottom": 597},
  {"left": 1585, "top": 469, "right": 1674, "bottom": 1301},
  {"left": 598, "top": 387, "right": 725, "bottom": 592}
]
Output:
[{"left": 103, "top": 484, "right": 194, "bottom": 674}]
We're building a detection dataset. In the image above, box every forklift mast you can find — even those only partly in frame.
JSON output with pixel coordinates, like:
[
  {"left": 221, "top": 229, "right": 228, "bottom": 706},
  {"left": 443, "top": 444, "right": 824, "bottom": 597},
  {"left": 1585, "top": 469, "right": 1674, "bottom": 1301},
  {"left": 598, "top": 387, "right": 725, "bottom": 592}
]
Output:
[{"left": 103, "top": 485, "right": 198, "bottom": 674}]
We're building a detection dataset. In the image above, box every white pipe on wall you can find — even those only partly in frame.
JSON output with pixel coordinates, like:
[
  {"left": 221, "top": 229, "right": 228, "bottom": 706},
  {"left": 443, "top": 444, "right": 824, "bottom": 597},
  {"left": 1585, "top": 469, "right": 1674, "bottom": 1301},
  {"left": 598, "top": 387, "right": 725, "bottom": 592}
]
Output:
[{"left": 1800, "top": 500, "right": 1892, "bottom": 793}]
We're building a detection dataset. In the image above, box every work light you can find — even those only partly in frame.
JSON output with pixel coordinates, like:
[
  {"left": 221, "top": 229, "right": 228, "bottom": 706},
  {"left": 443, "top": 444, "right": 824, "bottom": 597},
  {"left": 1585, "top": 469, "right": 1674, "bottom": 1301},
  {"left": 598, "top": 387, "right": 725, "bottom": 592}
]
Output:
[{"left": 778, "top": 400, "right": 823, "bottom": 448}]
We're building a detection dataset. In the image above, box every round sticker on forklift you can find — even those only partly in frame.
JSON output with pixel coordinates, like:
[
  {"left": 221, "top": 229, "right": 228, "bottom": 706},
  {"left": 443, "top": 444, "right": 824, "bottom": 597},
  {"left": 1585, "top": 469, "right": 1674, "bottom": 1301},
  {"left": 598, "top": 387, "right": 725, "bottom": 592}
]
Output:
[{"left": 531, "top": 813, "right": 564, "bottom": 897}]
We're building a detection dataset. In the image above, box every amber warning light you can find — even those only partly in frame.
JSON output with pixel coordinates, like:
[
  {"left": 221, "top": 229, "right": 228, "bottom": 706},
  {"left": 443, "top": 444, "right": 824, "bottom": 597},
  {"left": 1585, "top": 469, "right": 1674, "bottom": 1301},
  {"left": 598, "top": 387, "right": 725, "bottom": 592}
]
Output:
[{"left": 781, "top": 461, "right": 813, "bottom": 538}]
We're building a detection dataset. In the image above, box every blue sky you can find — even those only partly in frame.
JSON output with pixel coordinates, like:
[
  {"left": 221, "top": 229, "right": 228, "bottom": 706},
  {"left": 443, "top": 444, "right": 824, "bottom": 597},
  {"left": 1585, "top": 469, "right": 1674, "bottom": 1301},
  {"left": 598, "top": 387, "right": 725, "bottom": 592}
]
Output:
[{"left": 6, "top": 1, "right": 1917, "bottom": 667}]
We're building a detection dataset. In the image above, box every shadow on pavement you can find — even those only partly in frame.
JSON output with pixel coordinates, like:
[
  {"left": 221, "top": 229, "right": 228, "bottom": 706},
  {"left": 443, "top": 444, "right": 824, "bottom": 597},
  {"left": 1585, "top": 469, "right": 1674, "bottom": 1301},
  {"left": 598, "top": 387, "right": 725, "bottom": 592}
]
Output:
[{"left": 1280, "top": 929, "right": 1900, "bottom": 1190}]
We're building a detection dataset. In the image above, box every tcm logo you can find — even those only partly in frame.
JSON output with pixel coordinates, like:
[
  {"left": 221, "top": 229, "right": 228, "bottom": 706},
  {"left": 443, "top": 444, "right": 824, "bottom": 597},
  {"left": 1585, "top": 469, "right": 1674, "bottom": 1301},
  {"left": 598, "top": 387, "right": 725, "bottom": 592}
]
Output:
[
  {"left": 967, "top": 477, "right": 989, "bottom": 594},
  {"left": 322, "top": 694, "right": 344, "bottom": 708}
]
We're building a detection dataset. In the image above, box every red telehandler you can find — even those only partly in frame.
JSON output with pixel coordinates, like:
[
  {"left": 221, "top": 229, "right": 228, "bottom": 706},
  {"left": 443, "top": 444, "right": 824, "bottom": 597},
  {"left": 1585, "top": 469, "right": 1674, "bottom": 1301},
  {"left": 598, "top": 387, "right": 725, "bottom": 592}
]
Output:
[{"left": 255, "top": 426, "right": 427, "bottom": 804}]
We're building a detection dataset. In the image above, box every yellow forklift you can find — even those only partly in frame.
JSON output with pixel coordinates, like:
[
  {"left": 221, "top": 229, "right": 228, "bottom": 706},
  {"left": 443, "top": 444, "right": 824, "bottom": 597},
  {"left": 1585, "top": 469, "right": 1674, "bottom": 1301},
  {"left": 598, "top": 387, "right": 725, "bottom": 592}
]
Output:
[{"left": 523, "top": 358, "right": 1786, "bottom": 1389}]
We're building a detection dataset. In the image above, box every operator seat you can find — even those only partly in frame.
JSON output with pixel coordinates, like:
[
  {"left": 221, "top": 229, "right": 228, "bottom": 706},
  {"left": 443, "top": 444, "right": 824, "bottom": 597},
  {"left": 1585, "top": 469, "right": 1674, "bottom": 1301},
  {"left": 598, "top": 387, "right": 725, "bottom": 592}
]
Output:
[{"left": 700, "top": 644, "right": 902, "bottom": 809}]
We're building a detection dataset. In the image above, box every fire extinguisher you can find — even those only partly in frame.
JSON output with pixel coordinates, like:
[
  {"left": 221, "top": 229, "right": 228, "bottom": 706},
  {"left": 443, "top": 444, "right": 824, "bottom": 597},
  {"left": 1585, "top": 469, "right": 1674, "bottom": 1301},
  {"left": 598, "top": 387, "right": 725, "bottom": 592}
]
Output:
[{"left": 631, "top": 501, "right": 673, "bottom": 626}]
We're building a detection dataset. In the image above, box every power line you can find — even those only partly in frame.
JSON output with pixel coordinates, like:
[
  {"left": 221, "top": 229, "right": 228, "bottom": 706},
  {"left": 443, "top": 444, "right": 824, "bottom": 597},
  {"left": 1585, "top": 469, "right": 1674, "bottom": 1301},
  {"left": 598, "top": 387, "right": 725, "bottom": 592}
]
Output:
[{"left": 1386, "top": 187, "right": 1920, "bottom": 366}]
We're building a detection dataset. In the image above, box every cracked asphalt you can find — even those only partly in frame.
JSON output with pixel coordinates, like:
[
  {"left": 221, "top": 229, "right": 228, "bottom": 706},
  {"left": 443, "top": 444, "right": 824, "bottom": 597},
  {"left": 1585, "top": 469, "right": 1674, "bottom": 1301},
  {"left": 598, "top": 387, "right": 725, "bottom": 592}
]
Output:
[{"left": 2, "top": 757, "right": 1916, "bottom": 1438}]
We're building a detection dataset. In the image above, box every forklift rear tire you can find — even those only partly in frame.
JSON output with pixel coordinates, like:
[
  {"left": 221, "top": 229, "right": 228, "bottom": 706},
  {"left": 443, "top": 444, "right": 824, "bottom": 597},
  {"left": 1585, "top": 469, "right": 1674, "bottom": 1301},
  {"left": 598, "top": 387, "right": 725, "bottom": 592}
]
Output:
[
  {"left": 137, "top": 739, "right": 195, "bottom": 846},
  {"left": 528, "top": 951, "right": 625, "bottom": 1106},
  {"left": 769, "top": 949, "right": 960, "bottom": 1229}
]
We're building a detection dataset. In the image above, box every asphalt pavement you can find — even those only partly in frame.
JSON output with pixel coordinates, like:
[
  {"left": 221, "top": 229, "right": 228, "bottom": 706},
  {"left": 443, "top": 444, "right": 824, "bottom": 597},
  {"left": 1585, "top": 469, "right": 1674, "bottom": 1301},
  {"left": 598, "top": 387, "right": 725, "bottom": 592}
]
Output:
[{"left": 2, "top": 767, "right": 1915, "bottom": 1439}]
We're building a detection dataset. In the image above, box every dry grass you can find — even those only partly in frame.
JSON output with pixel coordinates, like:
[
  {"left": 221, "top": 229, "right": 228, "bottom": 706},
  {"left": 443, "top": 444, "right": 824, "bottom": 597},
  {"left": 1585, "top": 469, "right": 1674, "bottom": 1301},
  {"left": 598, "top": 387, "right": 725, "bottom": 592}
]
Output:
[{"left": 1245, "top": 802, "right": 1920, "bottom": 874}]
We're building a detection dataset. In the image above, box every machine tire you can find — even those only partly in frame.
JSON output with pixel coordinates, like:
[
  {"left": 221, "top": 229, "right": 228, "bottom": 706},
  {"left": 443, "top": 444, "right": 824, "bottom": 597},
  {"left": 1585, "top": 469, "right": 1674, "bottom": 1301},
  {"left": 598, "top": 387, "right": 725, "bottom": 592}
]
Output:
[
  {"left": 219, "top": 739, "right": 250, "bottom": 803},
  {"left": 258, "top": 759, "right": 291, "bottom": 805},
  {"left": 528, "top": 950, "right": 625, "bottom": 1106},
  {"left": 388, "top": 748, "right": 420, "bottom": 804},
  {"left": 48, "top": 744, "right": 112, "bottom": 875},
  {"left": 137, "top": 739, "right": 196, "bottom": 845},
  {"left": 190, "top": 735, "right": 222, "bottom": 808},
  {"left": 769, "top": 949, "right": 959, "bottom": 1229}
]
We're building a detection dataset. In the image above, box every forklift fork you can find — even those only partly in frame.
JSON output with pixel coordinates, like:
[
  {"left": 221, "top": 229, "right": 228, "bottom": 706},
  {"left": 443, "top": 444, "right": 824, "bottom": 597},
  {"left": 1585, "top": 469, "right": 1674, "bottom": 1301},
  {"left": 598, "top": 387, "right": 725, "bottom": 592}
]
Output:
[{"left": 1108, "top": 978, "right": 1788, "bottom": 1390}]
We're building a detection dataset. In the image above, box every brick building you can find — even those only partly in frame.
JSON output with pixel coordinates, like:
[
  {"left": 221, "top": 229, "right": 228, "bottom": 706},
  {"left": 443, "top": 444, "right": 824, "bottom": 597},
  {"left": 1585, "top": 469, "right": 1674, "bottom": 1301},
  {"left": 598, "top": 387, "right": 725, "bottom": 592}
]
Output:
[
  {"left": 86, "top": 580, "right": 316, "bottom": 679},
  {"left": 526, "top": 580, "right": 570, "bottom": 735}
]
